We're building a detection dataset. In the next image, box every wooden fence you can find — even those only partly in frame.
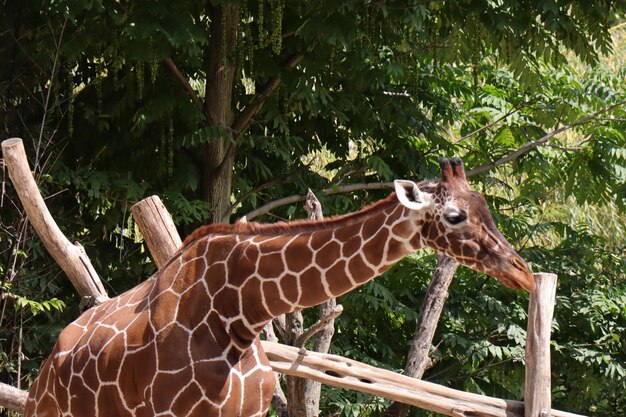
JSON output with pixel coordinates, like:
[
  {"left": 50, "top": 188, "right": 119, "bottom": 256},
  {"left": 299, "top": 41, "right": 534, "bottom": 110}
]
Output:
[{"left": 0, "top": 138, "right": 585, "bottom": 417}]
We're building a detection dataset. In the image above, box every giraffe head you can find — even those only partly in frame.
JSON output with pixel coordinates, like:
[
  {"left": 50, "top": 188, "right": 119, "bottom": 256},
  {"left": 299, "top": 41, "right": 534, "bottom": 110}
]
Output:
[{"left": 394, "top": 158, "right": 535, "bottom": 292}]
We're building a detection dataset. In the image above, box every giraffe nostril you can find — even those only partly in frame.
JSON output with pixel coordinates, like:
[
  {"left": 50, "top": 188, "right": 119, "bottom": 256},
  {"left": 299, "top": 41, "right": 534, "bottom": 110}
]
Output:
[{"left": 511, "top": 256, "right": 529, "bottom": 273}]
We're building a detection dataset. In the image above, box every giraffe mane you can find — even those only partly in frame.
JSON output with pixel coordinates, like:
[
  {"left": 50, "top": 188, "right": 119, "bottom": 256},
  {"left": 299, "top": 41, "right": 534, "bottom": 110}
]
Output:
[{"left": 182, "top": 192, "right": 399, "bottom": 247}]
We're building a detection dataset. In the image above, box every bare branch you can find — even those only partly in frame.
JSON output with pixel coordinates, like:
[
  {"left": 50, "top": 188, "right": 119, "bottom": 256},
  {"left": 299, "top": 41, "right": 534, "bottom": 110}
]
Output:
[
  {"left": 35, "top": 18, "right": 67, "bottom": 173},
  {"left": 273, "top": 315, "right": 288, "bottom": 341},
  {"left": 242, "top": 182, "right": 393, "bottom": 221},
  {"left": 467, "top": 99, "right": 626, "bottom": 176},
  {"left": 454, "top": 103, "right": 529, "bottom": 145},
  {"left": 295, "top": 305, "right": 344, "bottom": 348},
  {"left": 231, "top": 53, "right": 304, "bottom": 136},
  {"left": 238, "top": 99, "right": 626, "bottom": 221},
  {"left": 304, "top": 189, "right": 323, "bottom": 220},
  {"left": 230, "top": 164, "right": 309, "bottom": 211},
  {"left": 163, "top": 57, "right": 207, "bottom": 120},
  {"left": 383, "top": 254, "right": 459, "bottom": 417}
]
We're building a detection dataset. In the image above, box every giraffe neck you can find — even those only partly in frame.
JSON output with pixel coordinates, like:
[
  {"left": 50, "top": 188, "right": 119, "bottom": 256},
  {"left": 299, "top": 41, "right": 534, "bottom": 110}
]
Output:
[{"left": 178, "top": 196, "right": 425, "bottom": 350}]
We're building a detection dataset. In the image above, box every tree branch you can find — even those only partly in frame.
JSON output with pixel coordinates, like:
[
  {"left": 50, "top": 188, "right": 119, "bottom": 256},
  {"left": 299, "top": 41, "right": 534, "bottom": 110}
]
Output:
[
  {"left": 295, "top": 305, "right": 344, "bottom": 348},
  {"left": 163, "top": 57, "right": 207, "bottom": 121},
  {"left": 242, "top": 182, "right": 393, "bottom": 221},
  {"left": 230, "top": 164, "right": 310, "bottom": 211},
  {"left": 241, "top": 99, "right": 626, "bottom": 220},
  {"left": 231, "top": 53, "right": 304, "bottom": 136},
  {"left": 35, "top": 18, "right": 66, "bottom": 173},
  {"left": 466, "top": 99, "right": 626, "bottom": 176},
  {"left": 453, "top": 102, "right": 530, "bottom": 145}
]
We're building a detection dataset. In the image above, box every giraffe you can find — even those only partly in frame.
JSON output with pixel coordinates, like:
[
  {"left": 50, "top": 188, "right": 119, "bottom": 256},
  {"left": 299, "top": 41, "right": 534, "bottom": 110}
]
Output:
[{"left": 24, "top": 157, "right": 534, "bottom": 417}]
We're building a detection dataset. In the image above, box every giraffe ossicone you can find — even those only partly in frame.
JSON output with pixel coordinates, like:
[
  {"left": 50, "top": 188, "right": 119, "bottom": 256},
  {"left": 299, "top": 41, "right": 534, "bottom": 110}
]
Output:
[{"left": 25, "top": 157, "right": 534, "bottom": 417}]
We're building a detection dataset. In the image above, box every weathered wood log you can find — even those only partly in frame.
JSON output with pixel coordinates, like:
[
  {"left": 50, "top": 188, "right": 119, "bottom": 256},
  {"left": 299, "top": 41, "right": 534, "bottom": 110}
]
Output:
[
  {"left": 524, "top": 273, "right": 558, "bottom": 417},
  {"left": 1, "top": 138, "right": 108, "bottom": 305},
  {"left": 265, "top": 340, "right": 519, "bottom": 417},
  {"left": 0, "top": 382, "right": 27, "bottom": 413},
  {"left": 130, "top": 195, "right": 182, "bottom": 269},
  {"left": 262, "top": 341, "right": 585, "bottom": 417}
]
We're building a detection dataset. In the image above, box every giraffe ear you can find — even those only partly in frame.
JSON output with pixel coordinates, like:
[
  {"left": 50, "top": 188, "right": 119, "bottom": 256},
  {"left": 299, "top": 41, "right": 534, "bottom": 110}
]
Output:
[{"left": 394, "top": 180, "right": 433, "bottom": 210}]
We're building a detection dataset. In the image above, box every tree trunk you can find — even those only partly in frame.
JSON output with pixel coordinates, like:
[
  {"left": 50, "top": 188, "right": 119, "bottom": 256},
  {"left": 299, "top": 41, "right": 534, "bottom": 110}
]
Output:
[
  {"left": 286, "top": 309, "right": 306, "bottom": 417},
  {"left": 201, "top": 3, "right": 240, "bottom": 224},
  {"left": 202, "top": 143, "right": 235, "bottom": 224}
]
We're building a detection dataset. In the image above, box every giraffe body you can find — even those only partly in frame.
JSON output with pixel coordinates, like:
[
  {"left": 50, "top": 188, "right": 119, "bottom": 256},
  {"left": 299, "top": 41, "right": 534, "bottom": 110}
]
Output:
[{"left": 25, "top": 158, "right": 534, "bottom": 417}]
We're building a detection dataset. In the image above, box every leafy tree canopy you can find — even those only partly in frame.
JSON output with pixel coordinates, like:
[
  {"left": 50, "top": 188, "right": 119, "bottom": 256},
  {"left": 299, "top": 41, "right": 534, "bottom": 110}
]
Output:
[{"left": 1, "top": 1, "right": 625, "bottom": 416}]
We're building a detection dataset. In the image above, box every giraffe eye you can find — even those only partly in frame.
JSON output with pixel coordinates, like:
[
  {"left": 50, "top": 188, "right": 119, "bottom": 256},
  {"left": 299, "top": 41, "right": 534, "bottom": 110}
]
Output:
[{"left": 444, "top": 210, "right": 467, "bottom": 225}]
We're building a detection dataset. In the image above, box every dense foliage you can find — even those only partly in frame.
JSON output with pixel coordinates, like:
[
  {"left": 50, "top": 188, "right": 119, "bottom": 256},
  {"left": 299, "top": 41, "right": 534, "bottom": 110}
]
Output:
[{"left": 1, "top": 1, "right": 625, "bottom": 416}]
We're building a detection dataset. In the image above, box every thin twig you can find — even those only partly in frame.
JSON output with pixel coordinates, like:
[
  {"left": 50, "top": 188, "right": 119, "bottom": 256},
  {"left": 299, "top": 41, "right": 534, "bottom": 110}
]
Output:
[
  {"left": 295, "top": 305, "right": 344, "bottom": 348},
  {"left": 454, "top": 103, "right": 529, "bottom": 144},
  {"left": 466, "top": 99, "right": 626, "bottom": 176},
  {"left": 242, "top": 182, "right": 393, "bottom": 221},
  {"left": 231, "top": 53, "right": 304, "bottom": 136},
  {"left": 35, "top": 19, "right": 67, "bottom": 173},
  {"left": 230, "top": 164, "right": 309, "bottom": 211},
  {"left": 163, "top": 57, "right": 207, "bottom": 120}
]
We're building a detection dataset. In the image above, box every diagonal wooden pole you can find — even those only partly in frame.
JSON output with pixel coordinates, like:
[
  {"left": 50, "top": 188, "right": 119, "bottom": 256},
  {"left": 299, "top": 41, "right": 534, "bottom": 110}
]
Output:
[{"left": 1, "top": 138, "right": 108, "bottom": 306}]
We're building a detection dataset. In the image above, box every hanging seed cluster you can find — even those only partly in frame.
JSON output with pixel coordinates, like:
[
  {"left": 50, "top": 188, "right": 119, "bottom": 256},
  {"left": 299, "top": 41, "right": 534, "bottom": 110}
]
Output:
[
  {"left": 168, "top": 117, "right": 174, "bottom": 177},
  {"left": 270, "top": 0, "right": 284, "bottom": 55},
  {"left": 255, "top": 0, "right": 284, "bottom": 54},
  {"left": 149, "top": 55, "right": 159, "bottom": 86},
  {"left": 257, "top": 0, "right": 266, "bottom": 47},
  {"left": 158, "top": 116, "right": 174, "bottom": 178},
  {"left": 136, "top": 62, "right": 145, "bottom": 99},
  {"left": 67, "top": 72, "right": 74, "bottom": 138},
  {"left": 96, "top": 75, "right": 103, "bottom": 116},
  {"left": 362, "top": 6, "right": 378, "bottom": 48}
]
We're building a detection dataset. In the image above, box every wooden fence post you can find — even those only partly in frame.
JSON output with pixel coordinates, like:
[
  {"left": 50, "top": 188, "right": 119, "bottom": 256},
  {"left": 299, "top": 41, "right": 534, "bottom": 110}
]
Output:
[
  {"left": 524, "top": 273, "right": 558, "bottom": 417},
  {"left": 130, "top": 196, "right": 182, "bottom": 268}
]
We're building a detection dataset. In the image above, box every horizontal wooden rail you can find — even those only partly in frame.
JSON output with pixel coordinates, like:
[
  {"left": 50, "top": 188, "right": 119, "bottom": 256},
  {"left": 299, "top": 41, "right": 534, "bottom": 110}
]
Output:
[
  {"left": 261, "top": 341, "right": 585, "bottom": 417},
  {"left": 0, "top": 382, "right": 26, "bottom": 413}
]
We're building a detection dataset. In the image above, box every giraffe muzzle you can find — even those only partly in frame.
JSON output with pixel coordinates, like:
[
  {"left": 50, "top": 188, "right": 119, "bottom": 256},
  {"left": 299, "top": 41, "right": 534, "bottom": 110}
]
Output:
[{"left": 499, "top": 255, "right": 535, "bottom": 292}]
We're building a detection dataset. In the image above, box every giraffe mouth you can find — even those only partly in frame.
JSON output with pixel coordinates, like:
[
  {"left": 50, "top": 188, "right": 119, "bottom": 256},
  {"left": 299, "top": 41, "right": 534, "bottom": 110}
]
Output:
[
  {"left": 501, "top": 277, "right": 527, "bottom": 291},
  {"left": 498, "top": 256, "right": 535, "bottom": 292}
]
